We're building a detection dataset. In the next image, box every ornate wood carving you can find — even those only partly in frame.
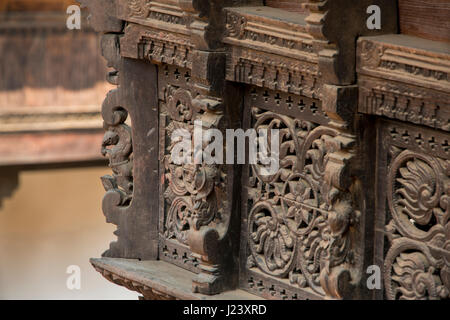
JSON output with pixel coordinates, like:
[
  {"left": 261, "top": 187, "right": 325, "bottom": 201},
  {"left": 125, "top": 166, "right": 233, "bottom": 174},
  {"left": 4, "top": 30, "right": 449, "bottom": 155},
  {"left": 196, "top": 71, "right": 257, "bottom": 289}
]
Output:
[
  {"left": 359, "top": 23, "right": 450, "bottom": 302},
  {"left": 377, "top": 120, "right": 450, "bottom": 300},
  {"left": 100, "top": 35, "right": 133, "bottom": 205},
  {"left": 240, "top": 85, "right": 363, "bottom": 300},
  {"left": 79, "top": 0, "right": 160, "bottom": 260},
  {"left": 158, "top": 63, "right": 237, "bottom": 294},
  {"left": 224, "top": 7, "right": 319, "bottom": 98},
  {"left": 81, "top": 0, "right": 449, "bottom": 300},
  {"left": 357, "top": 36, "right": 450, "bottom": 132}
]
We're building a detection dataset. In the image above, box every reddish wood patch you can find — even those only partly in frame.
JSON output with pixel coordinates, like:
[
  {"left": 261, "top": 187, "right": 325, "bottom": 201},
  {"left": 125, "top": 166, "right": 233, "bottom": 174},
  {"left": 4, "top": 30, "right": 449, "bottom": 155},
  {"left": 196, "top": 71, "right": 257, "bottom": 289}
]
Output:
[{"left": 399, "top": 0, "right": 450, "bottom": 42}]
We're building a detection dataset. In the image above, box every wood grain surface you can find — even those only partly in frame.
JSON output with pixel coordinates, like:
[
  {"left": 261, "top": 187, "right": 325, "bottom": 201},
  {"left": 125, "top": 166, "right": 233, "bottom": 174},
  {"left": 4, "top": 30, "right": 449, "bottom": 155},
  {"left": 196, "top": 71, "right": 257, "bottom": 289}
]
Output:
[{"left": 399, "top": 0, "right": 450, "bottom": 42}]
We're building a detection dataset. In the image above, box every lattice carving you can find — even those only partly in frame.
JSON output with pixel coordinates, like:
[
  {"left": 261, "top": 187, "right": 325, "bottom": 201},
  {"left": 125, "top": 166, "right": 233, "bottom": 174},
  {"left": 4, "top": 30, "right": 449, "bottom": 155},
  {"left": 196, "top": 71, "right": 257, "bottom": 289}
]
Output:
[{"left": 242, "top": 101, "right": 362, "bottom": 299}]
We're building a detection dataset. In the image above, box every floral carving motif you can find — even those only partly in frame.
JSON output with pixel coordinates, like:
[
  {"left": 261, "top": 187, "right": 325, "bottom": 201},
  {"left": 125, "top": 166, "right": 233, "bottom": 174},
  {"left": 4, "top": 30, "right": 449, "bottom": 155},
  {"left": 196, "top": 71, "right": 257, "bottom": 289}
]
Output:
[
  {"left": 246, "top": 108, "right": 359, "bottom": 299},
  {"left": 164, "top": 163, "right": 219, "bottom": 244},
  {"left": 163, "top": 86, "right": 222, "bottom": 243},
  {"left": 249, "top": 201, "right": 296, "bottom": 277},
  {"left": 159, "top": 72, "right": 230, "bottom": 295},
  {"left": 384, "top": 149, "right": 450, "bottom": 300}
]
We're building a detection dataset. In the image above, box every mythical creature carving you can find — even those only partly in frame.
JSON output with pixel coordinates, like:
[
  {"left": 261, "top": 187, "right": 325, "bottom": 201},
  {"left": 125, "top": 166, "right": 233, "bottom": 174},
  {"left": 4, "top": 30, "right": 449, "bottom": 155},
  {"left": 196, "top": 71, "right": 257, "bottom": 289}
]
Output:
[{"left": 101, "top": 122, "right": 133, "bottom": 205}]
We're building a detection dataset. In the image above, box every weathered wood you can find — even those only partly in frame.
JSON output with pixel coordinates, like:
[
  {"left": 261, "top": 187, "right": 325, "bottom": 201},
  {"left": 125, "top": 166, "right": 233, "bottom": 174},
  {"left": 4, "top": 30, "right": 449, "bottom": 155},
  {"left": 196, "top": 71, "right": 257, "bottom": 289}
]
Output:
[
  {"left": 100, "top": 51, "right": 160, "bottom": 260},
  {"left": 399, "top": 0, "right": 450, "bottom": 43},
  {"left": 90, "top": 257, "right": 262, "bottom": 300},
  {"left": 266, "top": 0, "right": 308, "bottom": 13},
  {"left": 83, "top": 0, "right": 450, "bottom": 300}
]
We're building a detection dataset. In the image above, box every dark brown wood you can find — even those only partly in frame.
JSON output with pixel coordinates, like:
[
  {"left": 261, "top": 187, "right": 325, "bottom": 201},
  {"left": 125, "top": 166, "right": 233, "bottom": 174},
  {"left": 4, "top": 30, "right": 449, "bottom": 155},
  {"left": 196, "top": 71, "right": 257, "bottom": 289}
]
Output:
[
  {"left": 81, "top": 0, "right": 450, "bottom": 300},
  {"left": 90, "top": 257, "right": 261, "bottom": 300},
  {"left": 100, "top": 52, "right": 160, "bottom": 260}
]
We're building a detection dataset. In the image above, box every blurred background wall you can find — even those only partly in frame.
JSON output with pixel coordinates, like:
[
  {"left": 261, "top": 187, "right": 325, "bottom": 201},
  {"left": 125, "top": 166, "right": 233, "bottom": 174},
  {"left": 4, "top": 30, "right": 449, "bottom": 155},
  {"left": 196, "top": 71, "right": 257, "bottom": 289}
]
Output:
[
  {"left": 0, "top": 166, "right": 138, "bottom": 299},
  {"left": 0, "top": 0, "right": 137, "bottom": 299}
]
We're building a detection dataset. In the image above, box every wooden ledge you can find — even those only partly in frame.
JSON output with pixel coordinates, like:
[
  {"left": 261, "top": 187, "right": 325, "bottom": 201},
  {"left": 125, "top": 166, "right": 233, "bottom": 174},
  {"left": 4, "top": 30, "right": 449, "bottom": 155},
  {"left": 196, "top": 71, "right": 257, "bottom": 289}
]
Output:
[
  {"left": 357, "top": 34, "right": 450, "bottom": 132},
  {"left": 357, "top": 34, "right": 450, "bottom": 92},
  {"left": 223, "top": 6, "right": 319, "bottom": 98},
  {"left": 225, "top": 6, "right": 308, "bottom": 27},
  {"left": 90, "top": 257, "right": 262, "bottom": 300}
]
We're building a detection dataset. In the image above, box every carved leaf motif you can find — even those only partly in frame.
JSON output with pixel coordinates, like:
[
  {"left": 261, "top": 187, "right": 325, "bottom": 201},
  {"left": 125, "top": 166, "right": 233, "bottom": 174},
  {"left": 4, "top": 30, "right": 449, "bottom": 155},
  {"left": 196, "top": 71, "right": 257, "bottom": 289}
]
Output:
[
  {"left": 128, "top": 0, "right": 150, "bottom": 18},
  {"left": 388, "top": 151, "right": 447, "bottom": 242},
  {"left": 396, "top": 159, "right": 436, "bottom": 225},
  {"left": 165, "top": 196, "right": 193, "bottom": 245},
  {"left": 385, "top": 148, "right": 449, "bottom": 300},
  {"left": 247, "top": 108, "right": 357, "bottom": 298},
  {"left": 391, "top": 252, "right": 440, "bottom": 300},
  {"left": 249, "top": 202, "right": 296, "bottom": 276}
]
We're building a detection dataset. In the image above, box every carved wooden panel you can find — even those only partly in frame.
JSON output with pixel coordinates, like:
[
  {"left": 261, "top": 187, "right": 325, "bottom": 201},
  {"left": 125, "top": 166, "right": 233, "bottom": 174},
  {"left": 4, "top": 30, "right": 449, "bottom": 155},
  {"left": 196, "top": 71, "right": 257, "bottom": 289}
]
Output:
[
  {"left": 99, "top": 31, "right": 160, "bottom": 260},
  {"left": 240, "top": 86, "right": 364, "bottom": 300},
  {"left": 376, "top": 119, "right": 450, "bottom": 300},
  {"left": 157, "top": 63, "right": 240, "bottom": 294},
  {"left": 80, "top": 0, "right": 448, "bottom": 301},
  {"left": 158, "top": 64, "right": 202, "bottom": 273}
]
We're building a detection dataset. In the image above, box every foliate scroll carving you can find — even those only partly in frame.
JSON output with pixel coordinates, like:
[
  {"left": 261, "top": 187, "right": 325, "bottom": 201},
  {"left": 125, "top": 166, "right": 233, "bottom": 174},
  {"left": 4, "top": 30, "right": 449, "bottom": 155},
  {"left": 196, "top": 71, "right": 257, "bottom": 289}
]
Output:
[
  {"left": 159, "top": 65, "right": 233, "bottom": 294},
  {"left": 383, "top": 147, "right": 450, "bottom": 300},
  {"left": 243, "top": 105, "right": 361, "bottom": 299},
  {"left": 163, "top": 133, "right": 223, "bottom": 246}
]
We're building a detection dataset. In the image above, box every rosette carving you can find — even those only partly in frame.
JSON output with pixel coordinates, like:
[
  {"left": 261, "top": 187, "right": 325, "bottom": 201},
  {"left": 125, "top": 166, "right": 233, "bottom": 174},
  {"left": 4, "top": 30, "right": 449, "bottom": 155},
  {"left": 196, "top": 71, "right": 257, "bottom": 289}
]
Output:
[{"left": 246, "top": 108, "right": 360, "bottom": 299}]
